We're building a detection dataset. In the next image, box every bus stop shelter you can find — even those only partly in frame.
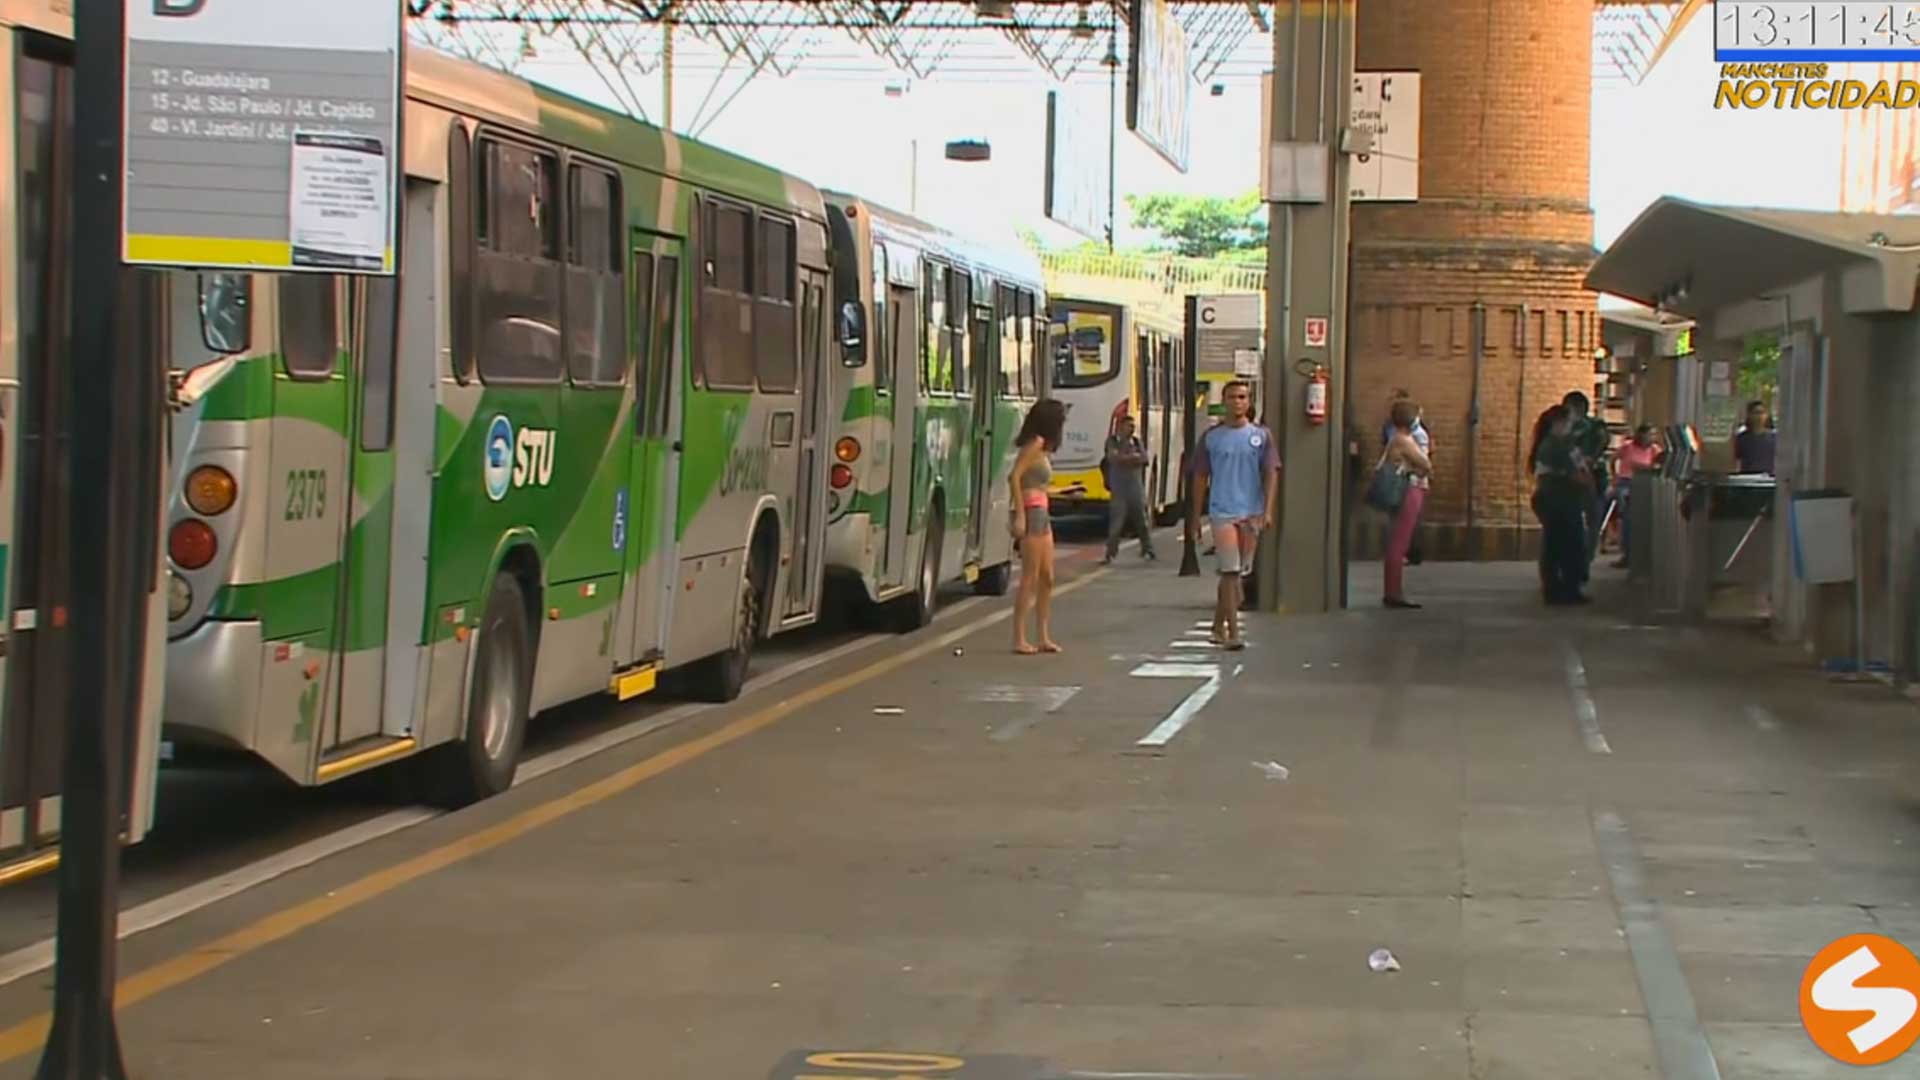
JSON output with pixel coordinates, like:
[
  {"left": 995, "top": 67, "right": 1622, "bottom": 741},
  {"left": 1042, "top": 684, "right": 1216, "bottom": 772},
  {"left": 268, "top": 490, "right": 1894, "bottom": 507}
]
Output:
[{"left": 1587, "top": 196, "right": 1920, "bottom": 680}]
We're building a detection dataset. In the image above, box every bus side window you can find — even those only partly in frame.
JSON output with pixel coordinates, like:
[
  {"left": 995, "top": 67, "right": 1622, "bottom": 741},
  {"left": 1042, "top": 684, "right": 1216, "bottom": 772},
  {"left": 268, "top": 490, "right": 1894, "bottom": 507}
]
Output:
[
  {"left": 995, "top": 284, "right": 1017, "bottom": 399},
  {"left": 1160, "top": 338, "right": 1174, "bottom": 411},
  {"left": 948, "top": 269, "right": 970, "bottom": 396},
  {"left": 1016, "top": 289, "right": 1036, "bottom": 398},
  {"left": 871, "top": 245, "right": 889, "bottom": 394},
  {"left": 565, "top": 163, "right": 626, "bottom": 388},
  {"left": 1147, "top": 334, "right": 1162, "bottom": 410},
  {"left": 802, "top": 279, "right": 824, "bottom": 430},
  {"left": 924, "top": 262, "right": 948, "bottom": 393},
  {"left": 698, "top": 198, "right": 756, "bottom": 389},
  {"left": 891, "top": 283, "right": 915, "bottom": 396},
  {"left": 358, "top": 275, "right": 398, "bottom": 450},
  {"left": 475, "top": 137, "right": 563, "bottom": 384},
  {"left": 281, "top": 273, "right": 338, "bottom": 380},
  {"left": 629, "top": 252, "right": 656, "bottom": 433},
  {"left": 649, "top": 256, "right": 680, "bottom": 436},
  {"left": 447, "top": 121, "right": 474, "bottom": 384},
  {"left": 754, "top": 214, "right": 797, "bottom": 393}
]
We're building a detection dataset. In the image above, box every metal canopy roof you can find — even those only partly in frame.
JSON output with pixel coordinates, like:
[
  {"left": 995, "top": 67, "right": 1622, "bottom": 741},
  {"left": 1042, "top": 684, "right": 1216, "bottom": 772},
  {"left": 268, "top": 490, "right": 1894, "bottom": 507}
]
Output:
[
  {"left": 1586, "top": 197, "right": 1920, "bottom": 319},
  {"left": 409, "top": 1, "right": 1666, "bottom": 132}
]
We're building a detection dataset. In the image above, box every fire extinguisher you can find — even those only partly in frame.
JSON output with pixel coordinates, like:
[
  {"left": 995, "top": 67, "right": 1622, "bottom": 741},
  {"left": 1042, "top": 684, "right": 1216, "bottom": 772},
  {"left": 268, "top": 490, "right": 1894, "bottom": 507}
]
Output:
[{"left": 1305, "top": 366, "right": 1329, "bottom": 426}]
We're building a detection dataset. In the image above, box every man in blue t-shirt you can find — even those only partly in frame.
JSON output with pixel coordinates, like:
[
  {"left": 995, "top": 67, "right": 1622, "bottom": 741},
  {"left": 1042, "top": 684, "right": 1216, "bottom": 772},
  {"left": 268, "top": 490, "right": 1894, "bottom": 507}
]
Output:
[{"left": 1189, "top": 380, "right": 1281, "bottom": 651}]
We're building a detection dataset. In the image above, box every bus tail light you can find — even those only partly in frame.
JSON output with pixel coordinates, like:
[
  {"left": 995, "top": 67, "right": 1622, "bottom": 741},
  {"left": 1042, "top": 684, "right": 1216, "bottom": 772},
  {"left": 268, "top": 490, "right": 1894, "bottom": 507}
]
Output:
[
  {"left": 184, "top": 464, "right": 237, "bottom": 516},
  {"left": 169, "top": 519, "right": 218, "bottom": 570},
  {"left": 830, "top": 464, "right": 854, "bottom": 490},
  {"left": 835, "top": 436, "right": 861, "bottom": 463}
]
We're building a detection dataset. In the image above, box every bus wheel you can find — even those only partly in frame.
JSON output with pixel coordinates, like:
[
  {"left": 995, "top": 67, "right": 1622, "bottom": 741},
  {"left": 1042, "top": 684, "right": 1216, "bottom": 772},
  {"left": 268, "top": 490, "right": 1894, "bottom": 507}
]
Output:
[
  {"left": 691, "top": 551, "right": 761, "bottom": 702},
  {"left": 439, "top": 571, "right": 531, "bottom": 807},
  {"left": 974, "top": 561, "right": 1011, "bottom": 596},
  {"left": 892, "top": 513, "right": 942, "bottom": 632}
]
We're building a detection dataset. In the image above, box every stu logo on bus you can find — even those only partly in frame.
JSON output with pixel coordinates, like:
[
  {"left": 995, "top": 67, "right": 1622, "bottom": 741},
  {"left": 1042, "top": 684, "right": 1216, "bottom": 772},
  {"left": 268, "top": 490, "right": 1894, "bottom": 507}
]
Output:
[{"left": 483, "top": 414, "right": 557, "bottom": 502}]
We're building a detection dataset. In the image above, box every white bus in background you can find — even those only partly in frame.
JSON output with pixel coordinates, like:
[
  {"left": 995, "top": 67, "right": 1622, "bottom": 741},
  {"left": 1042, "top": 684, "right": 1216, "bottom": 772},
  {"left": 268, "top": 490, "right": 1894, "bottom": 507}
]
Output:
[{"left": 1044, "top": 295, "right": 1189, "bottom": 525}]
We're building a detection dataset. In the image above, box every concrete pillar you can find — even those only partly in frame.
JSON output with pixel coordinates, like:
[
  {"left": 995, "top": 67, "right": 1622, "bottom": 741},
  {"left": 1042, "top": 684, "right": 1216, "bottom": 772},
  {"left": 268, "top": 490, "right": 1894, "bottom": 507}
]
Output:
[
  {"left": 1348, "top": 0, "right": 1599, "bottom": 561},
  {"left": 1258, "top": 0, "right": 1355, "bottom": 615}
]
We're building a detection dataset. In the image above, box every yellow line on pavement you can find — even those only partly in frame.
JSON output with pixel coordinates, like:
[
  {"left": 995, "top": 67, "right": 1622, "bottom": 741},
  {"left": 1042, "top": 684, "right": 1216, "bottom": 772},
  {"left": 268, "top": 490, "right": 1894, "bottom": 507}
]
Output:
[{"left": 0, "top": 568, "right": 1106, "bottom": 1063}]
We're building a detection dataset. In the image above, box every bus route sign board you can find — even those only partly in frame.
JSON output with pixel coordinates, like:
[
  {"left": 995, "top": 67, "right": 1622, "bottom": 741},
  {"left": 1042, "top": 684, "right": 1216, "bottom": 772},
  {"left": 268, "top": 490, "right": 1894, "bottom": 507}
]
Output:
[{"left": 121, "top": 0, "right": 403, "bottom": 275}]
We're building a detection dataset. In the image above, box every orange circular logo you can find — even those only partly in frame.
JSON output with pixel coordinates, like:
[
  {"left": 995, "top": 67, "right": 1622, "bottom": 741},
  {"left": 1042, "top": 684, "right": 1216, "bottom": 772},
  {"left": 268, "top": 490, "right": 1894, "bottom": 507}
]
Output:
[{"left": 1801, "top": 934, "right": 1920, "bottom": 1065}]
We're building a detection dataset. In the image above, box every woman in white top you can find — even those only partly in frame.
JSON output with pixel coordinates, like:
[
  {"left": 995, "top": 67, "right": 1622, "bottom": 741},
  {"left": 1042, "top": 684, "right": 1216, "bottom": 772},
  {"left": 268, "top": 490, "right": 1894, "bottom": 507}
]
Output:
[{"left": 1383, "top": 399, "right": 1434, "bottom": 609}]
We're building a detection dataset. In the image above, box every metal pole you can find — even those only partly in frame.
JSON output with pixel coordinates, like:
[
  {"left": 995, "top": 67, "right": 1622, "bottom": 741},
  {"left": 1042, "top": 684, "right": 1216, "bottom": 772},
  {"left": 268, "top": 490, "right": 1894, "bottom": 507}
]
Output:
[
  {"left": 909, "top": 137, "right": 918, "bottom": 213},
  {"left": 1106, "top": 22, "right": 1118, "bottom": 253},
  {"left": 35, "top": 0, "right": 140, "bottom": 1075},
  {"left": 1180, "top": 296, "right": 1202, "bottom": 577},
  {"left": 661, "top": 11, "right": 674, "bottom": 130}
]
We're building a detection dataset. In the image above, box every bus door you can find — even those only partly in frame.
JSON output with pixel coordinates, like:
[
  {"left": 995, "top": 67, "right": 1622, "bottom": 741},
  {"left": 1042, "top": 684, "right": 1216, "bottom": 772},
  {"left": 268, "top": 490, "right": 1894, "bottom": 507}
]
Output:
[
  {"left": 1, "top": 44, "right": 165, "bottom": 872},
  {"left": 325, "top": 178, "right": 439, "bottom": 754},
  {"left": 621, "top": 234, "right": 683, "bottom": 664},
  {"left": 881, "top": 277, "right": 917, "bottom": 588},
  {"left": 786, "top": 258, "right": 829, "bottom": 620},
  {"left": 966, "top": 284, "right": 996, "bottom": 560},
  {"left": 0, "top": 42, "right": 73, "bottom": 874}
]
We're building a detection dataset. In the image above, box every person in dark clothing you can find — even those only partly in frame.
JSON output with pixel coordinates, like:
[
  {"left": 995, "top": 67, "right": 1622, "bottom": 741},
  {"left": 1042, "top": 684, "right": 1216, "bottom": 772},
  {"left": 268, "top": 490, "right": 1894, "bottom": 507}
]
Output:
[
  {"left": 1530, "top": 404, "right": 1592, "bottom": 605},
  {"left": 1733, "top": 401, "right": 1776, "bottom": 475},
  {"left": 1102, "top": 414, "right": 1156, "bottom": 563},
  {"left": 1562, "top": 391, "right": 1609, "bottom": 578}
]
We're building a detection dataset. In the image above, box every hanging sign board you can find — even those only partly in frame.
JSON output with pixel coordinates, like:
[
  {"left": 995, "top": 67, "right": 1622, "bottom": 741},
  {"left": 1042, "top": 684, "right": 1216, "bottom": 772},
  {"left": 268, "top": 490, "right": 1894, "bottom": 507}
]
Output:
[
  {"left": 1348, "top": 71, "right": 1420, "bottom": 202},
  {"left": 1191, "top": 293, "right": 1262, "bottom": 377},
  {"left": 122, "top": 0, "right": 404, "bottom": 274},
  {"left": 1127, "top": 0, "right": 1192, "bottom": 172}
]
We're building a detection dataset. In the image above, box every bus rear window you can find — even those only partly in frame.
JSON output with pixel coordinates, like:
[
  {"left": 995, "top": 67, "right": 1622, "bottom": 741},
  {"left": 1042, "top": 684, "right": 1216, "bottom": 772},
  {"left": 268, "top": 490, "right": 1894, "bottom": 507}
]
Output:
[{"left": 1051, "top": 307, "right": 1119, "bottom": 389}]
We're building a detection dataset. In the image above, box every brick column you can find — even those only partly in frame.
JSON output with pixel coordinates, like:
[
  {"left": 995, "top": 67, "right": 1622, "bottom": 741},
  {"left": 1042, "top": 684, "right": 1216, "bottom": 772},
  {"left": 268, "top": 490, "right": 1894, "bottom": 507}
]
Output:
[{"left": 1350, "top": 0, "right": 1599, "bottom": 560}]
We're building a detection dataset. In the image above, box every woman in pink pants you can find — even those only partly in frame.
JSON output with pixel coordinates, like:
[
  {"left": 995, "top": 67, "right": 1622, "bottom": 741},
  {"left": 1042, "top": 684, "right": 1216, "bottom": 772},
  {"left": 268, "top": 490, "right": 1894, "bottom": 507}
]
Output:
[{"left": 1383, "top": 399, "right": 1434, "bottom": 609}]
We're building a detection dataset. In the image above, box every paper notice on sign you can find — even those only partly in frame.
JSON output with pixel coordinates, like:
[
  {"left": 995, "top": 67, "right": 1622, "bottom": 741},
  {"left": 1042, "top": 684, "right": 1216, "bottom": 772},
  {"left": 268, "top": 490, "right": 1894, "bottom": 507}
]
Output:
[
  {"left": 1233, "top": 349, "right": 1261, "bottom": 377},
  {"left": 288, "top": 131, "right": 389, "bottom": 271}
]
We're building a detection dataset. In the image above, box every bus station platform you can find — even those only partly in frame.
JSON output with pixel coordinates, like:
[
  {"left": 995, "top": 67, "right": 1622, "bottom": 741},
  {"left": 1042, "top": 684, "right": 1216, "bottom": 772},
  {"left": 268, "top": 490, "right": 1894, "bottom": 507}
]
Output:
[{"left": 3, "top": 545, "right": 1919, "bottom": 1079}]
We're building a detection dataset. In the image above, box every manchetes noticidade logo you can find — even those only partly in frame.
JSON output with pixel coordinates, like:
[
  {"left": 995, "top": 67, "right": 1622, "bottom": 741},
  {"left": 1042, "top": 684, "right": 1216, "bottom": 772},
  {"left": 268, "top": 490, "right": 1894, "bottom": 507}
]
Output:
[{"left": 1715, "top": 62, "right": 1920, "bottom": 109}]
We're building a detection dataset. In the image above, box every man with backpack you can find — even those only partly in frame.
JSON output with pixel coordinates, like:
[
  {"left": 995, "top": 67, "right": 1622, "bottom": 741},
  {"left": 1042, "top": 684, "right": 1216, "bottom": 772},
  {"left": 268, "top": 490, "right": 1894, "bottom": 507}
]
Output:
[{"left": 1101, "top": 413, "right": 1157, "bottom": 564}]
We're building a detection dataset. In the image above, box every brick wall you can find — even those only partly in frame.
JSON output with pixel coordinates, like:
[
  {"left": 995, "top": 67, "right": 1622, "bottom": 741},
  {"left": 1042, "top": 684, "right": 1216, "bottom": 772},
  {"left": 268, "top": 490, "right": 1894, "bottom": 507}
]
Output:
[{"left": 1350, "top": 0, "right": 1599, "bottom": 548}]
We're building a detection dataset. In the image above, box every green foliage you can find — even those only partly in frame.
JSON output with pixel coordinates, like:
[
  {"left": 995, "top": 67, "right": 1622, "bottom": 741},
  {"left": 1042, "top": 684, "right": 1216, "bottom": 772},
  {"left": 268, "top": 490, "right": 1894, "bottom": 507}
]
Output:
[
  {"left": 1738, "top": 331, "right": 1780, "bottom": 406},
  {"left": 1125, "top": 191, "right": 1268, "bottom": 258}
]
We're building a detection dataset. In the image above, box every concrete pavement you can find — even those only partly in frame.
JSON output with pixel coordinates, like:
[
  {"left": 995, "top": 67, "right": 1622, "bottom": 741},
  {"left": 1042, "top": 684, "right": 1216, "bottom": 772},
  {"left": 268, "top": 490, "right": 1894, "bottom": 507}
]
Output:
[{"left": 5, "top": 550, "right": 1920, "bottom": 1078}]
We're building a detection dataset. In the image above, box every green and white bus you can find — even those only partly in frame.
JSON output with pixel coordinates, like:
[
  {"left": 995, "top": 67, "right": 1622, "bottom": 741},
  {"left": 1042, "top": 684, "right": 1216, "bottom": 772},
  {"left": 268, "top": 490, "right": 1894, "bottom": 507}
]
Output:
[
  {"left": 164, "top": 43, "right": 832, "bottom": 804},
  {"left": 0, "top": 0, "right": 168, "bottom": 885},
  {"left": 822, "top": 195, "right": 1048, "bottom": 624}
]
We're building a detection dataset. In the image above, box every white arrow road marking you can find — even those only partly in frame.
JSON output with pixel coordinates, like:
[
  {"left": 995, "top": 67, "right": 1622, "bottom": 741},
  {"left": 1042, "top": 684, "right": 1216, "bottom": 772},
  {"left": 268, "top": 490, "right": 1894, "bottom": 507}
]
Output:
[{"left": 1132, "top": 661, "right": 1224, "bottom": 747}]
